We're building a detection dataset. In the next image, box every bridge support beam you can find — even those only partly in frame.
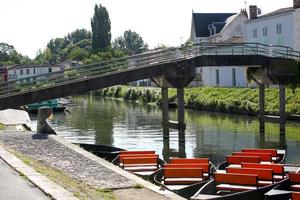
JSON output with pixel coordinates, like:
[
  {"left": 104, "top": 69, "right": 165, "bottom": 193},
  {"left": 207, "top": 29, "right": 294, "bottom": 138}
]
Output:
[
  {"left": 259, "top": 84, "right": 265, "bottom": 133},
  {"left": 279, "top": 85, "right": 286, "bottom": 135},
  {"left": 161, "top": 87, "right": 169, "bottom": 139},
  {"left": 177, "top": 87, "right": 186, "bottom": 143}
]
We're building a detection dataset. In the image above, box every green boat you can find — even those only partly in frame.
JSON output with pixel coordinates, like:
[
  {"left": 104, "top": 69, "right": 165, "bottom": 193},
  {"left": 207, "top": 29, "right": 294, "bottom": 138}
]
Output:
[{"left": 25, "top": 99, "right": 67, "bottom": 113}]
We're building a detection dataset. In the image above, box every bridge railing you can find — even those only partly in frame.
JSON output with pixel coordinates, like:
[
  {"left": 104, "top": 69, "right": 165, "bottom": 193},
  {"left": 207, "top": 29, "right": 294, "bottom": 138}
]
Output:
[{"left": 0, "top": 43, "right": 299, "bottom": 96}]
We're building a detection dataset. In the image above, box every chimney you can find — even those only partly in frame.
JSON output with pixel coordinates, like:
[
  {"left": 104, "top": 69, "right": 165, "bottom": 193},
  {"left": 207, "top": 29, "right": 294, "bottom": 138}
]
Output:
[
  {"left": 249, "top": 5, "right": 258, "bottom": 19},
  {"left": 294, "top": 0, "right": 300, "bottom": 9}
]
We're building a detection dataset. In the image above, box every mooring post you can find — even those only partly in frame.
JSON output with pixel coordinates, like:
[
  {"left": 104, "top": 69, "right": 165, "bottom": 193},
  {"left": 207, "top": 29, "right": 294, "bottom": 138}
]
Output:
[
  {"left": 177, "top": 87, "right": 186, "bottom": 142},
  {"left": 161, "top": 87, "right": 169, "bottom": 139},
  {"left": 259, "top": 84, "right": 265, "bottom": 133},
  {"left": 37, "top": 107, "right": 56, "bottom": 135},
  {"left": 279, "top": 85, "right": 286, "bottom": 135}
]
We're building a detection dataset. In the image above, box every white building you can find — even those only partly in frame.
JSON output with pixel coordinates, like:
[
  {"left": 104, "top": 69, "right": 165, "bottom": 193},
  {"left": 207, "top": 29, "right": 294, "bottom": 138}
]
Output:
[
  {"left": 190, "top": 10, "right": 249, "bottom": 87},
  {"left": 245, "top": 1, "right": 300, "bottom": 51},
  {"left": 7, "top": 64, "right": 61, "bottom": 82}
]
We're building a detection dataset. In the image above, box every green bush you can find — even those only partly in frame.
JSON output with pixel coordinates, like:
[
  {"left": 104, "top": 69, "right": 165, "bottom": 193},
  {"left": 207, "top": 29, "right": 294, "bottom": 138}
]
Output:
[{"left": 92, "top": 86, "right": 300, "bottom": 116}]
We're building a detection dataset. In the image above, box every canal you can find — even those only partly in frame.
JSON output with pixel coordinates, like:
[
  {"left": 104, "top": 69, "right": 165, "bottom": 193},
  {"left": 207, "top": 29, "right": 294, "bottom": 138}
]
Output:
[{"left": 32, "top": 96, "right": 300, "bottom": 165}]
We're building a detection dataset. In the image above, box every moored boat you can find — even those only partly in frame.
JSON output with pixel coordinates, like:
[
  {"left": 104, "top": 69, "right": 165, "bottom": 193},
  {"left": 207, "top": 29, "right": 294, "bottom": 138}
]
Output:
[
  {"left": 25, "top": 99, "right": 67, "bottom": 113},
  {"left": 218, "top": 148, "right": 286, "bottom": 170},
  {"left": 265, "top": 172, "right": 300, "bottom": 200},
  {"left": 191, "top": 173, "right": 288, "bottom": 200},
  {"left": 112, "top": 150, "right": 166, "bottom": 180},
  {"left": 153, "top": 158, "right": 216, "bottom": 199},
  {"left": 77, "top": 143, "right": 125, "bottom": 162}
]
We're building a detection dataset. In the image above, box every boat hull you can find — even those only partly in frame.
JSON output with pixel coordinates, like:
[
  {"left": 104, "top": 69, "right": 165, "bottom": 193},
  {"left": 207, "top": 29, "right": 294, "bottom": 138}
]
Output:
[{"left": 191, "top": 178, "right": 288, "bottom": 200}]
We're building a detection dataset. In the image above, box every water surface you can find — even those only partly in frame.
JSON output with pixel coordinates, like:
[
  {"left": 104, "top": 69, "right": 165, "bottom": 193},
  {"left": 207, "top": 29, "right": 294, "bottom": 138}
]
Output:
[{"left": 35, "top": 96, "right": 300, "bottom": 165}]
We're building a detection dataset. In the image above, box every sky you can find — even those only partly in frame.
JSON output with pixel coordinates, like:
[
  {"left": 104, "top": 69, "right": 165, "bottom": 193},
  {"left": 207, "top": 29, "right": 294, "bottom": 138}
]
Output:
[{"left": 0, "top": 0, "right": 293, "bottom": 58}]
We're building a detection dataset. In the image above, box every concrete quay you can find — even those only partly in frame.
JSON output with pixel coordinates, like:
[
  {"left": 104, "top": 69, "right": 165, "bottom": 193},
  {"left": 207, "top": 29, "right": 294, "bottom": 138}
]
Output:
[{"left": 0, "top": 131, "right": 185, "bottom": 200}]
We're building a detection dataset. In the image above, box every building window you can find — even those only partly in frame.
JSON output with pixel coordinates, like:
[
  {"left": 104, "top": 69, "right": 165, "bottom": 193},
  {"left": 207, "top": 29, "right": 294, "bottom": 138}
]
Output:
[
  {"left": 215, "top": 69, "right": 220, "bottom": 86},
  {"left": 253, "top": 29, "right": 257, "bottom": 38},
  {"left": 232, "top": 68, "right": 236, "bottom": 87},
  {"left": 263, "top": 27, "right": 268, "bottom": 36},
  {"left": 276, "top": 24, "right": 282, "bottom": 34},
  {"left": 26, "top": 69, "right": 30, "bottom": 74},
  {"left": 33, "top": 68, "right": 36, "bottom": 74},
  {"left": 20, "top": 69, "right": 23, "bottom": 75},
  {"left": 48, "top": 68, "right": 52, "bottom": 73}
]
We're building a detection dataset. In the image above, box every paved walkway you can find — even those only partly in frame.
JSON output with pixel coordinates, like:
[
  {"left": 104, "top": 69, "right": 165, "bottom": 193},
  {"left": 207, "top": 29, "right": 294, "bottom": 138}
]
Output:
[
  {"left": 0, "top": 131, "right": 184, "bottom": 200},
  {"left": 0, "top": 158, "right": 49, "bottom": 200}
]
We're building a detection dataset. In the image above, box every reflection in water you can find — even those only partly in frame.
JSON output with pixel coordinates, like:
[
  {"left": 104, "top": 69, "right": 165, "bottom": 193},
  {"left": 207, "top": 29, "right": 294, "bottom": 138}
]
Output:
[{"left": 44, "top": 96, "right": 300, "bottom": 165}]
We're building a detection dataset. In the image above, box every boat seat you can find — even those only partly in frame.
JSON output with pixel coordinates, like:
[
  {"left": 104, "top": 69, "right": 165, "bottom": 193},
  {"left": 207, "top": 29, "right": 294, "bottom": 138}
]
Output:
[
  {"left": 241, "top": 163, "right": 285, "bottom": 180},
  {"left": 226, "top": 155, "right": 260, "bottom": 165},
  {"left": 124, "top": 165, "right": 158, "bottom": 172},
  {"left": 163, "top": 168, "right": 204, "bottom": 185},
  {"left": 164, "top": 177, "right": 204, "bottom": 185},
  {"left": 232, "top": 152, "right": 272, "bottom": 162},
  {"left": 163, "top": 163, "right": 210, "bottom": 176},
  {"left": 216, "top": 184, "right": 257, "bottom": 192},
  {"left": 291, "top": 185, "right": 300, "bottom": 191},
  {"left": 290, "top": 173, "right": 300, "bottom": 183},
  {"left": 119, "top": 150, "right": 156, "bottom": 155},
  {"left": 214, "top": 173, "right": 258, "bottom": 193},
  {"left": 242, "top": 148, "right": 278, "bottom": 157},
  {"left": 169, "top": 158, "right": 209, "bottom": 165},
  {"left": 122, "top": 156, "right": 159, "bottom": 172},
  {"left": 257, "top": 180, "right": 273, "bottom": 186},
  {"left": 292, "top": 192, "right": 300, "bottom": 200}
]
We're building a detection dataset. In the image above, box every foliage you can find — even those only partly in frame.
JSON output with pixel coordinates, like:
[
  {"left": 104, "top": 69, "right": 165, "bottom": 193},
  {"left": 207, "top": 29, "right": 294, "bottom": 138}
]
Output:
[
  {"left": 113, "top": 29, "right": 148, "bottom": 55},
  {"left": 91, "top": 4, "right": 111, "bottom": 52},
  {"left": 65, "top": 29, "right": 92, "bottom": 45},
  {"left": 84, "top": 47, "right": 126, "bottom": 64},
  {"left": 0, "top": 122, "right": 5, "bottom": 130},
  {"left": 0, "top": 43, "right": 31, "bottom": 65},
  {"left": 95, "top": 86, "right": 300, "bottom": 116}
]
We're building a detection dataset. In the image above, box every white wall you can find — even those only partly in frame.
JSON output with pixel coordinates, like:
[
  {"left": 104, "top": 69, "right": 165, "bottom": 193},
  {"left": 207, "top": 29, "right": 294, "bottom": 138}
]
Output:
[
  {"left": 245, "top": 12, "right": 294, "bottom": 48},
  {"left": 201, "top": 67, "right": 247, "bottom": 87},
  {"left": 220, "top": 14, "right": 248, "bottom": 42},
  {"left": 8, "top": 66, "right": 61, "bottom": 80},
  {"left": 293, "top": 8, "right": 300, "bottom": 51}
]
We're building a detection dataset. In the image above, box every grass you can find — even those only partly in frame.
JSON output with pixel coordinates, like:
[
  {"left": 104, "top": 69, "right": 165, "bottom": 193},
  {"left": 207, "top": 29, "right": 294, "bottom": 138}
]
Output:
[
  {"left": 93, "top": 86, "right": 300, "bottom": 116},
  {"left": 12, "top": 150, "right": 116, "bottom": 200},
  {"left": 0, "top": 123, "right": 5, "bottom": 130},
  {"left": 134, "top": 184, "right": 144, "bottom": 189}
]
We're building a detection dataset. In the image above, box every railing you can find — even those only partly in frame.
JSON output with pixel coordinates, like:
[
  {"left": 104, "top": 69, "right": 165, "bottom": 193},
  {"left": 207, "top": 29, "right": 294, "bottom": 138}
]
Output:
[{"left": 0, "top": 43, "right": 299, "bottom": 96}]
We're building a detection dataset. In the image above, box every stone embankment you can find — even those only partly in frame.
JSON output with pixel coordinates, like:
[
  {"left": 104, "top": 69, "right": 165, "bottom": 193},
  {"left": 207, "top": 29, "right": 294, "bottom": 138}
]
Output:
[{"left": 0, "top": 131, "right": 184, "bottom": 200}]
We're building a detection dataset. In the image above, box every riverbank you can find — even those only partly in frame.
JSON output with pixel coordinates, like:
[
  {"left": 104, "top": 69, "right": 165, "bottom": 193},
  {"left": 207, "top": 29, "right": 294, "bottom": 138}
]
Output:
[
  {"left": 0, "top": 131, "right": 183, "bottom": 200},
  {"left": 92, "top": 86, "right": 300, "bottom": 116}
]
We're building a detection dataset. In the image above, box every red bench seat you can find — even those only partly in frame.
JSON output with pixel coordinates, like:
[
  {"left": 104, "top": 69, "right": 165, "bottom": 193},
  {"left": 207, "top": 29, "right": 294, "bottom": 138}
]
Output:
[
  {"left": 163, "top": 168, "right": 204, "bottom": 185},
  {"left": 214, "top": 173, "right": 258, "bottom": 192}
]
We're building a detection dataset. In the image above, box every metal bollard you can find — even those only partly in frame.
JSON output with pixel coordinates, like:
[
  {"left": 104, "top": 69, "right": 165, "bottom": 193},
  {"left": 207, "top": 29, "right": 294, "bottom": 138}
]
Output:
[{"left": 37, "top": 107, "right": 56, "bottom": 134}]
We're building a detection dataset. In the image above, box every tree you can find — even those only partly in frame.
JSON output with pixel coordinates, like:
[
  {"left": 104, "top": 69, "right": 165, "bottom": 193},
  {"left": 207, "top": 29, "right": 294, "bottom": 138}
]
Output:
[
  {"left": 65, "top": 29, "right": 92, "bottom": 45},
  {"left": 91, "top": 4, "right": 111, "bottom": 52},
  {"left": 113, "top": 30, "right": 148, "bottom": 55},
  {"left": 67, "top": 46, "right": 89, "bottom": 62}
]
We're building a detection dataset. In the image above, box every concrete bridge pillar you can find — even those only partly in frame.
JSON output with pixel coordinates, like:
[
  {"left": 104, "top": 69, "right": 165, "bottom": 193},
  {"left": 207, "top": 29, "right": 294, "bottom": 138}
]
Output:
[
  {"left": 259, "top": 84, "right": 265, "bottom": 133},
  {"left": 177, "top": 87, "right": 186, "bottom": 142},
  {"left": 161, "top": 87, "right": 169, "bottom": 139},
  {"left": 152, "top": 61, "right": 195, "bottom": 144},
  {"left": 279, "top": 85, "right": 286, "bottom": 135}
]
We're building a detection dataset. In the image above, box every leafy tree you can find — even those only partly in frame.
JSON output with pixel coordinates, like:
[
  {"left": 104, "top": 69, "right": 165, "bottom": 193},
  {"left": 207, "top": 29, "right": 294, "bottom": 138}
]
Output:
[
  {"left": 91, "top": 4, "right": 111, "bottom": 52},
  {"left": 113, "top": 30, "right": 148, "bottom": 55},
  {"left": 34, "top": 48, "right": 52, "bottom": 64},
  {"left": 67, "top": 46, "right": 89, "bottom": 62},
  {"left": 0, "top": 43, "right": 30, "bottom": 65},
  {"left": 65, "top": 29, "right": 92, "bottom": 44}
]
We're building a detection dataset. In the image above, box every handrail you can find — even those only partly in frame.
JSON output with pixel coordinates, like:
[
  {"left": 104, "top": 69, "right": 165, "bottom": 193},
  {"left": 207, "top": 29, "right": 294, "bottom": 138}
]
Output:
[{"left": 0, "top": 42, "right": 299, "bottom": 97}]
